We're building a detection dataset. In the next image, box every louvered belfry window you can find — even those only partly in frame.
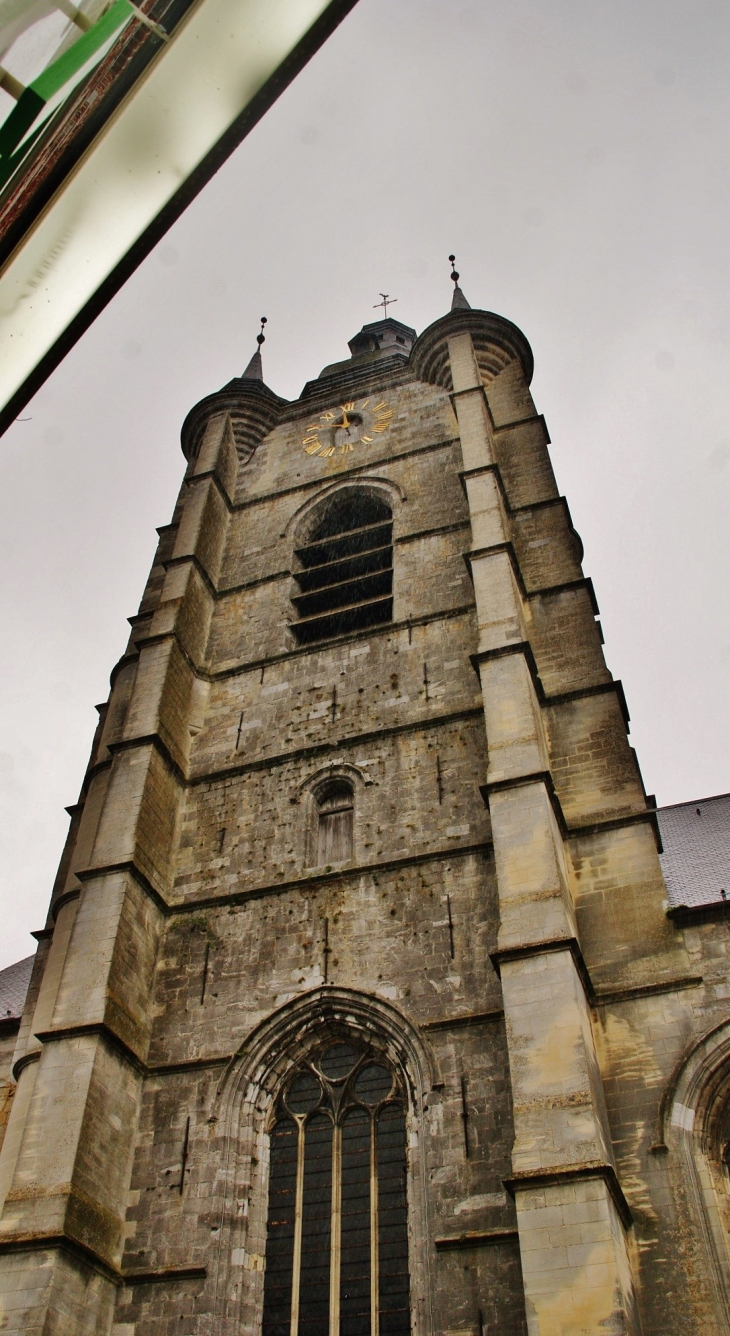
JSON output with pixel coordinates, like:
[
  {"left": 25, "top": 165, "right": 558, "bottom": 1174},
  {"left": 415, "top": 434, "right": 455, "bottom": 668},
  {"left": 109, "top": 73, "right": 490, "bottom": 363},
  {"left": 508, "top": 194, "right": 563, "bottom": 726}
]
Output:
[
  {"left": 262, "top": 1042, "right": 411, "bottom": 1336},
  {"left": 317, "top": 781, "right": 354, "bottom": 865},
  {"left": 292, "top": 492, "right": 393, "bottom": 644}
]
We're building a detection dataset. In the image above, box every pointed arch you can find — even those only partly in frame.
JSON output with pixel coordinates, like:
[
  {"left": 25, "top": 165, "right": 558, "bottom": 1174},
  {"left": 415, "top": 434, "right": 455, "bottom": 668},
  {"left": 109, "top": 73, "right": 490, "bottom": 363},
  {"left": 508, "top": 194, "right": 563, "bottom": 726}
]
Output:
[
  {"left": 209, "top": 987, "right": 438, "bottom": 1336},
  {"left": 659, "top": 1019, "right": 730, "bottom": 1333},
  {"left": 293, "top": 764, "right": 374, "bottom": 869},
  {"left": 282, "top": 476, "right": 405, "bottom": 541},
  {"left": 289, "top": 485, "right": 397, "bottom": 644}
]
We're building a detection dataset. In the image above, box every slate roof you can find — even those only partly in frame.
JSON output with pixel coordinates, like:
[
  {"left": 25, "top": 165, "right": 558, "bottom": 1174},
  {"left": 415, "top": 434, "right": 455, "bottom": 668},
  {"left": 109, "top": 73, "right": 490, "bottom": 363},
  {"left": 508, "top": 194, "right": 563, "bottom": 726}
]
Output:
[
  {"left": 0, "top": 954, "right": 33, "bottom": 1022},
  {"left": 657, "top": 792, "right": 730, "bottom": 909}
]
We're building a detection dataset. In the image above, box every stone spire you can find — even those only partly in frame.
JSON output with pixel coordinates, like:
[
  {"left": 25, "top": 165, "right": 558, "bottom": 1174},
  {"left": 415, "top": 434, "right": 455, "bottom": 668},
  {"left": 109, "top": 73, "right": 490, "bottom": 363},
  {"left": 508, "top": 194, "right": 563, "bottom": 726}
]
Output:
[
  {"left": 449, "top": 254, "right": 471, "bottom": 310},
  {"left": 243, "top": 316, "right": 267, "bottom": 378}
]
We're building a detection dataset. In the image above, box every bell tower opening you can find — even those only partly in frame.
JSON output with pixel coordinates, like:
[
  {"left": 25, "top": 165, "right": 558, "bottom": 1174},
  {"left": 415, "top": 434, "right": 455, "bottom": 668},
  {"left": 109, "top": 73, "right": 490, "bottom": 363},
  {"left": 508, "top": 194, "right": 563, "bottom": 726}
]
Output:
[{"left": 292, "top": 489, "right": 393, "bottom": 644}]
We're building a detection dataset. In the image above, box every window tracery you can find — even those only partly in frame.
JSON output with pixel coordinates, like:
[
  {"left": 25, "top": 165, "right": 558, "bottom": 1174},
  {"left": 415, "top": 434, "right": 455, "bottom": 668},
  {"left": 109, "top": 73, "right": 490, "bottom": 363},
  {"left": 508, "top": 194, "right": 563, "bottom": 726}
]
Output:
[{"left": 262, "top": 1040, "right": 410, "bottom": 1336}]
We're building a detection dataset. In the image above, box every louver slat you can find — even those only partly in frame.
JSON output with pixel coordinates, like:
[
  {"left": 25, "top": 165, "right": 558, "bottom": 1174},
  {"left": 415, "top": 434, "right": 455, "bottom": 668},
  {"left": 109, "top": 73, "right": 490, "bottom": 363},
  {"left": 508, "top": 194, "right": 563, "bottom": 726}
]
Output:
[{"left": 292, "top": 494, "right": 393, "bottom": 645}]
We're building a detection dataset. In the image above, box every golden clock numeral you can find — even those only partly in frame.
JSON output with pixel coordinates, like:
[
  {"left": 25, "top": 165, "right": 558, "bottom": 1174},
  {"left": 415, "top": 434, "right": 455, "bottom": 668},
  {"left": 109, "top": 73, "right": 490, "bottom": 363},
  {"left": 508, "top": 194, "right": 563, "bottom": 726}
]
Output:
[
  {"left": 320, "top": 446, "right": 336, "bottom": 457},
  {"left": 322, "top": 411, "right": 336, "bottom": 421},
  {"left": 304, "top": 442, "right": 322, "bottom": 454},
  {"left": 341, "top": 401, "right": 355, "bottom": 411},
  {"left": 361, "top": 435, "right": 373, "bottom": 443},
  {"left": 360, "top": 398, "right": 371, "bottom": 408},
  {"left": 374, "top": 401, "right": 388, "bottom": 410},
  {"left": 372, "top": 426, "right": 388, "bottom": 433}
]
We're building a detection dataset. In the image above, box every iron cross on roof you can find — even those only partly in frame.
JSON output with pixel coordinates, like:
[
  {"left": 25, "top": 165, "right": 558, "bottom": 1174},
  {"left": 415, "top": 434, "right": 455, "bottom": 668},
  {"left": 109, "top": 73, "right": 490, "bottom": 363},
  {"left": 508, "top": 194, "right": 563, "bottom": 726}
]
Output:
[{"left": 373, "top": 292, "right": 397, "bottom": 316}]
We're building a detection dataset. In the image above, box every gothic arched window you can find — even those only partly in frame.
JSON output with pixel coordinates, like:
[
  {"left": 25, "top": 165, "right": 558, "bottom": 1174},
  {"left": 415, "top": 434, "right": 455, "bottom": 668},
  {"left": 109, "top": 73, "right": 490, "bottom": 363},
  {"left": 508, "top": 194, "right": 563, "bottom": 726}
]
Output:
[
  {"left": 292, "top": 490, "right": 393, "bottom": 644},
  {"left": 262, "top": 1041, "right": 410, "bottom": 1336},
  {"left": 317, "top": 780, "right": 354, "bottom": 865}
]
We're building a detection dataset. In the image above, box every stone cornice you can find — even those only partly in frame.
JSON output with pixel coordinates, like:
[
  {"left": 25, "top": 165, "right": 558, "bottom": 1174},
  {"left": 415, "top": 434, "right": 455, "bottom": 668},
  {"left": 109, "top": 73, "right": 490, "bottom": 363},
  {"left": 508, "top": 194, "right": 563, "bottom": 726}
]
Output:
[
  {"left": 70, "top": 838, "right": 494, "bottom": 924},
  {"left": 421, "top": 1009, "right": 504, "bottom": 1032},
  {"left": 0, "top": 1233, "right": 207, "bottom": 1288},
  {"left": 491, "top": 935, "right": 594, "bottom": 1006},
  {"left": 435, "top": 1228, "right": 518, "bottom": 1251},
  {"left": 479, "top": 765, "right": 660, "bottom": 851},
  {"left": 503, "top": 1163, "right": 633, "bottom": 1231},
  {"left": 34, "top": 1020, "right": 147, "bottom": 1073},
  {"left": 667, "top": 900, "right": 730, "bottom": 927}
]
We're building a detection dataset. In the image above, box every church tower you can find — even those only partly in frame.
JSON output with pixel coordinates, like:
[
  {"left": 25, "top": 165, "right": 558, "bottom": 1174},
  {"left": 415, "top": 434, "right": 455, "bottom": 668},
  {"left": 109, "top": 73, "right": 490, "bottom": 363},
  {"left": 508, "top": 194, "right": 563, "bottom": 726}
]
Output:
[{"left": 1, "top": 269, "right": 728, "bottom": 1336}]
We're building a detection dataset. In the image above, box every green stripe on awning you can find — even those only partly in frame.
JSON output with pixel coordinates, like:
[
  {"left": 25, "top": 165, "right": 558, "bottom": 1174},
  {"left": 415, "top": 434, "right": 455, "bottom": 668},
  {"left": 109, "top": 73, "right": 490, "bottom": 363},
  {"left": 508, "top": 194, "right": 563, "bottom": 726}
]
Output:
[
  {"left": 0, "top": 0, "right": 135, "bottom": 163},
  {"left": 30, "top": 0, "right": 134, "bottom": 101}
]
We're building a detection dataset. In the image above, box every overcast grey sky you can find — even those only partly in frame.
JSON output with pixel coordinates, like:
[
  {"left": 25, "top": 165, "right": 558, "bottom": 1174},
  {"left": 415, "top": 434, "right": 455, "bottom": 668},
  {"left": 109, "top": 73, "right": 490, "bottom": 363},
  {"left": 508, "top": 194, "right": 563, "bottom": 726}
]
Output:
[{"left": 1, "top": 0, "right": 729, "bottom": 969}]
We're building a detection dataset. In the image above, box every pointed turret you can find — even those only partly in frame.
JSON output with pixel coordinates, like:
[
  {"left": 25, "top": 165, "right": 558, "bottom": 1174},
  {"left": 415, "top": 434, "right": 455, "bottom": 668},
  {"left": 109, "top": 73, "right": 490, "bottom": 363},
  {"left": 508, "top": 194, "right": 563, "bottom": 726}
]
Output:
[
  {"left": 181, "top": 314, "right": 287, "bottom": 464},
  {"left": 243, "top": 315, "right": 267, "bottom": 378},
  {"left": 448, "top": 254, "right": 471, "bottom": 310}
]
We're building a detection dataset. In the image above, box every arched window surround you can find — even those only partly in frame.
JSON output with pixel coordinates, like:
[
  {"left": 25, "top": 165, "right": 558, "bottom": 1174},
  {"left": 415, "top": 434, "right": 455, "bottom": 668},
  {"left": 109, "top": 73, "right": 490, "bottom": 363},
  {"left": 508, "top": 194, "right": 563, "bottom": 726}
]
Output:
[
  {"left": 285, "top": 479, "right": 404, "bottom": 647},
  {"left": 658, "top": 1019, "right": 730, "bottom": 1333},
  {"left": 207, "top": 988, "right": 437, "bottom": 1336},
  {"left": 296, "top": 765, "right": 372, "bottom": 871},
  {"left": 316, "top": 779, "right": 355, "bottom": 865}
]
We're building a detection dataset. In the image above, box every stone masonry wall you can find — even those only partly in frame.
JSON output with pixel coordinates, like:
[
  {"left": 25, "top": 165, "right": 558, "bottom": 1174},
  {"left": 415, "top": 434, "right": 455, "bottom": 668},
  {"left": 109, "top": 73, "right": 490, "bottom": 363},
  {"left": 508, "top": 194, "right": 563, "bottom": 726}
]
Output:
[
  {"left": 111, "top": 363, "right": 528, "bottom": 1336},
  {"left": 3, "top": 311, "right": 730, "bottom": 1336}
]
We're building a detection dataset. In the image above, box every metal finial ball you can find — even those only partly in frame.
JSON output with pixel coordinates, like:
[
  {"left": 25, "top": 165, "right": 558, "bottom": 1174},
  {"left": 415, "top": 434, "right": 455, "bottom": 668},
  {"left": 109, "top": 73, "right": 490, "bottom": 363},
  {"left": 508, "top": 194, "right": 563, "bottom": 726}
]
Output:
[
  {"left": 449, "top": 255, "right": 459, "bottom": 283},
  {"left": 449, "top": 255, "right": 455, "bottom": 263},
  {"left": 257, "top": 316, "right": 267, "bottom": 345}
]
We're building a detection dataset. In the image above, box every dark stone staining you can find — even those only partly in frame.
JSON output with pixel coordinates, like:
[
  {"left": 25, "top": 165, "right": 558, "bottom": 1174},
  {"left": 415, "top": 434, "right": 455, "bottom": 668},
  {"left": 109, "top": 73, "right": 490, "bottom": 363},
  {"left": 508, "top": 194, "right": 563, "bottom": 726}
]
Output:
[{"left": 460, "top": 1075, "right": 470, "bottom": 1158}]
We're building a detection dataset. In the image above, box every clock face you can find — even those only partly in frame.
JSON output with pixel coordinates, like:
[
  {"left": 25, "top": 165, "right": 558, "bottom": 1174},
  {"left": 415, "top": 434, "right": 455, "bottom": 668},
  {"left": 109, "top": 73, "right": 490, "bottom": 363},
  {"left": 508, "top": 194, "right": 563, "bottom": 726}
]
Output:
[{"left": 301, "top": 399, "right": 393, "bottom": 458}]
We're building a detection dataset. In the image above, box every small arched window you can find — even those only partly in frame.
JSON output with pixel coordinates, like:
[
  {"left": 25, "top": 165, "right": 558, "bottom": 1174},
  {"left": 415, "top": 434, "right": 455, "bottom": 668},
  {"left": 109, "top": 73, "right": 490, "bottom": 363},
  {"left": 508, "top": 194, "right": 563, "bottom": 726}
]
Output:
[
  {"left": 317, "top": 781, "right": 354, "bottom": 865},
  {"left": 292, "top": 490, "right": 393, "bottom": 644},
  {"left": 262, "top": 1041, "right": 411, "bottom": 1336}
]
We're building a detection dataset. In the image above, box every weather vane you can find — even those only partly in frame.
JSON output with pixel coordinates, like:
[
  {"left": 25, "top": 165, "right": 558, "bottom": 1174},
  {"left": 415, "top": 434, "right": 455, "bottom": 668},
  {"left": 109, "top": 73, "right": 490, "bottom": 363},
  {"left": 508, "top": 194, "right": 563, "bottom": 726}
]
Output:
[
  {"left": 257, "top": 316, "right": 267, "bottom": 346},
  {"left": 449, "top": 254, "right": 460, "bottom": 286},
  {"left": 373, "top": 292, "right": 397, "bottom": 316}
]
